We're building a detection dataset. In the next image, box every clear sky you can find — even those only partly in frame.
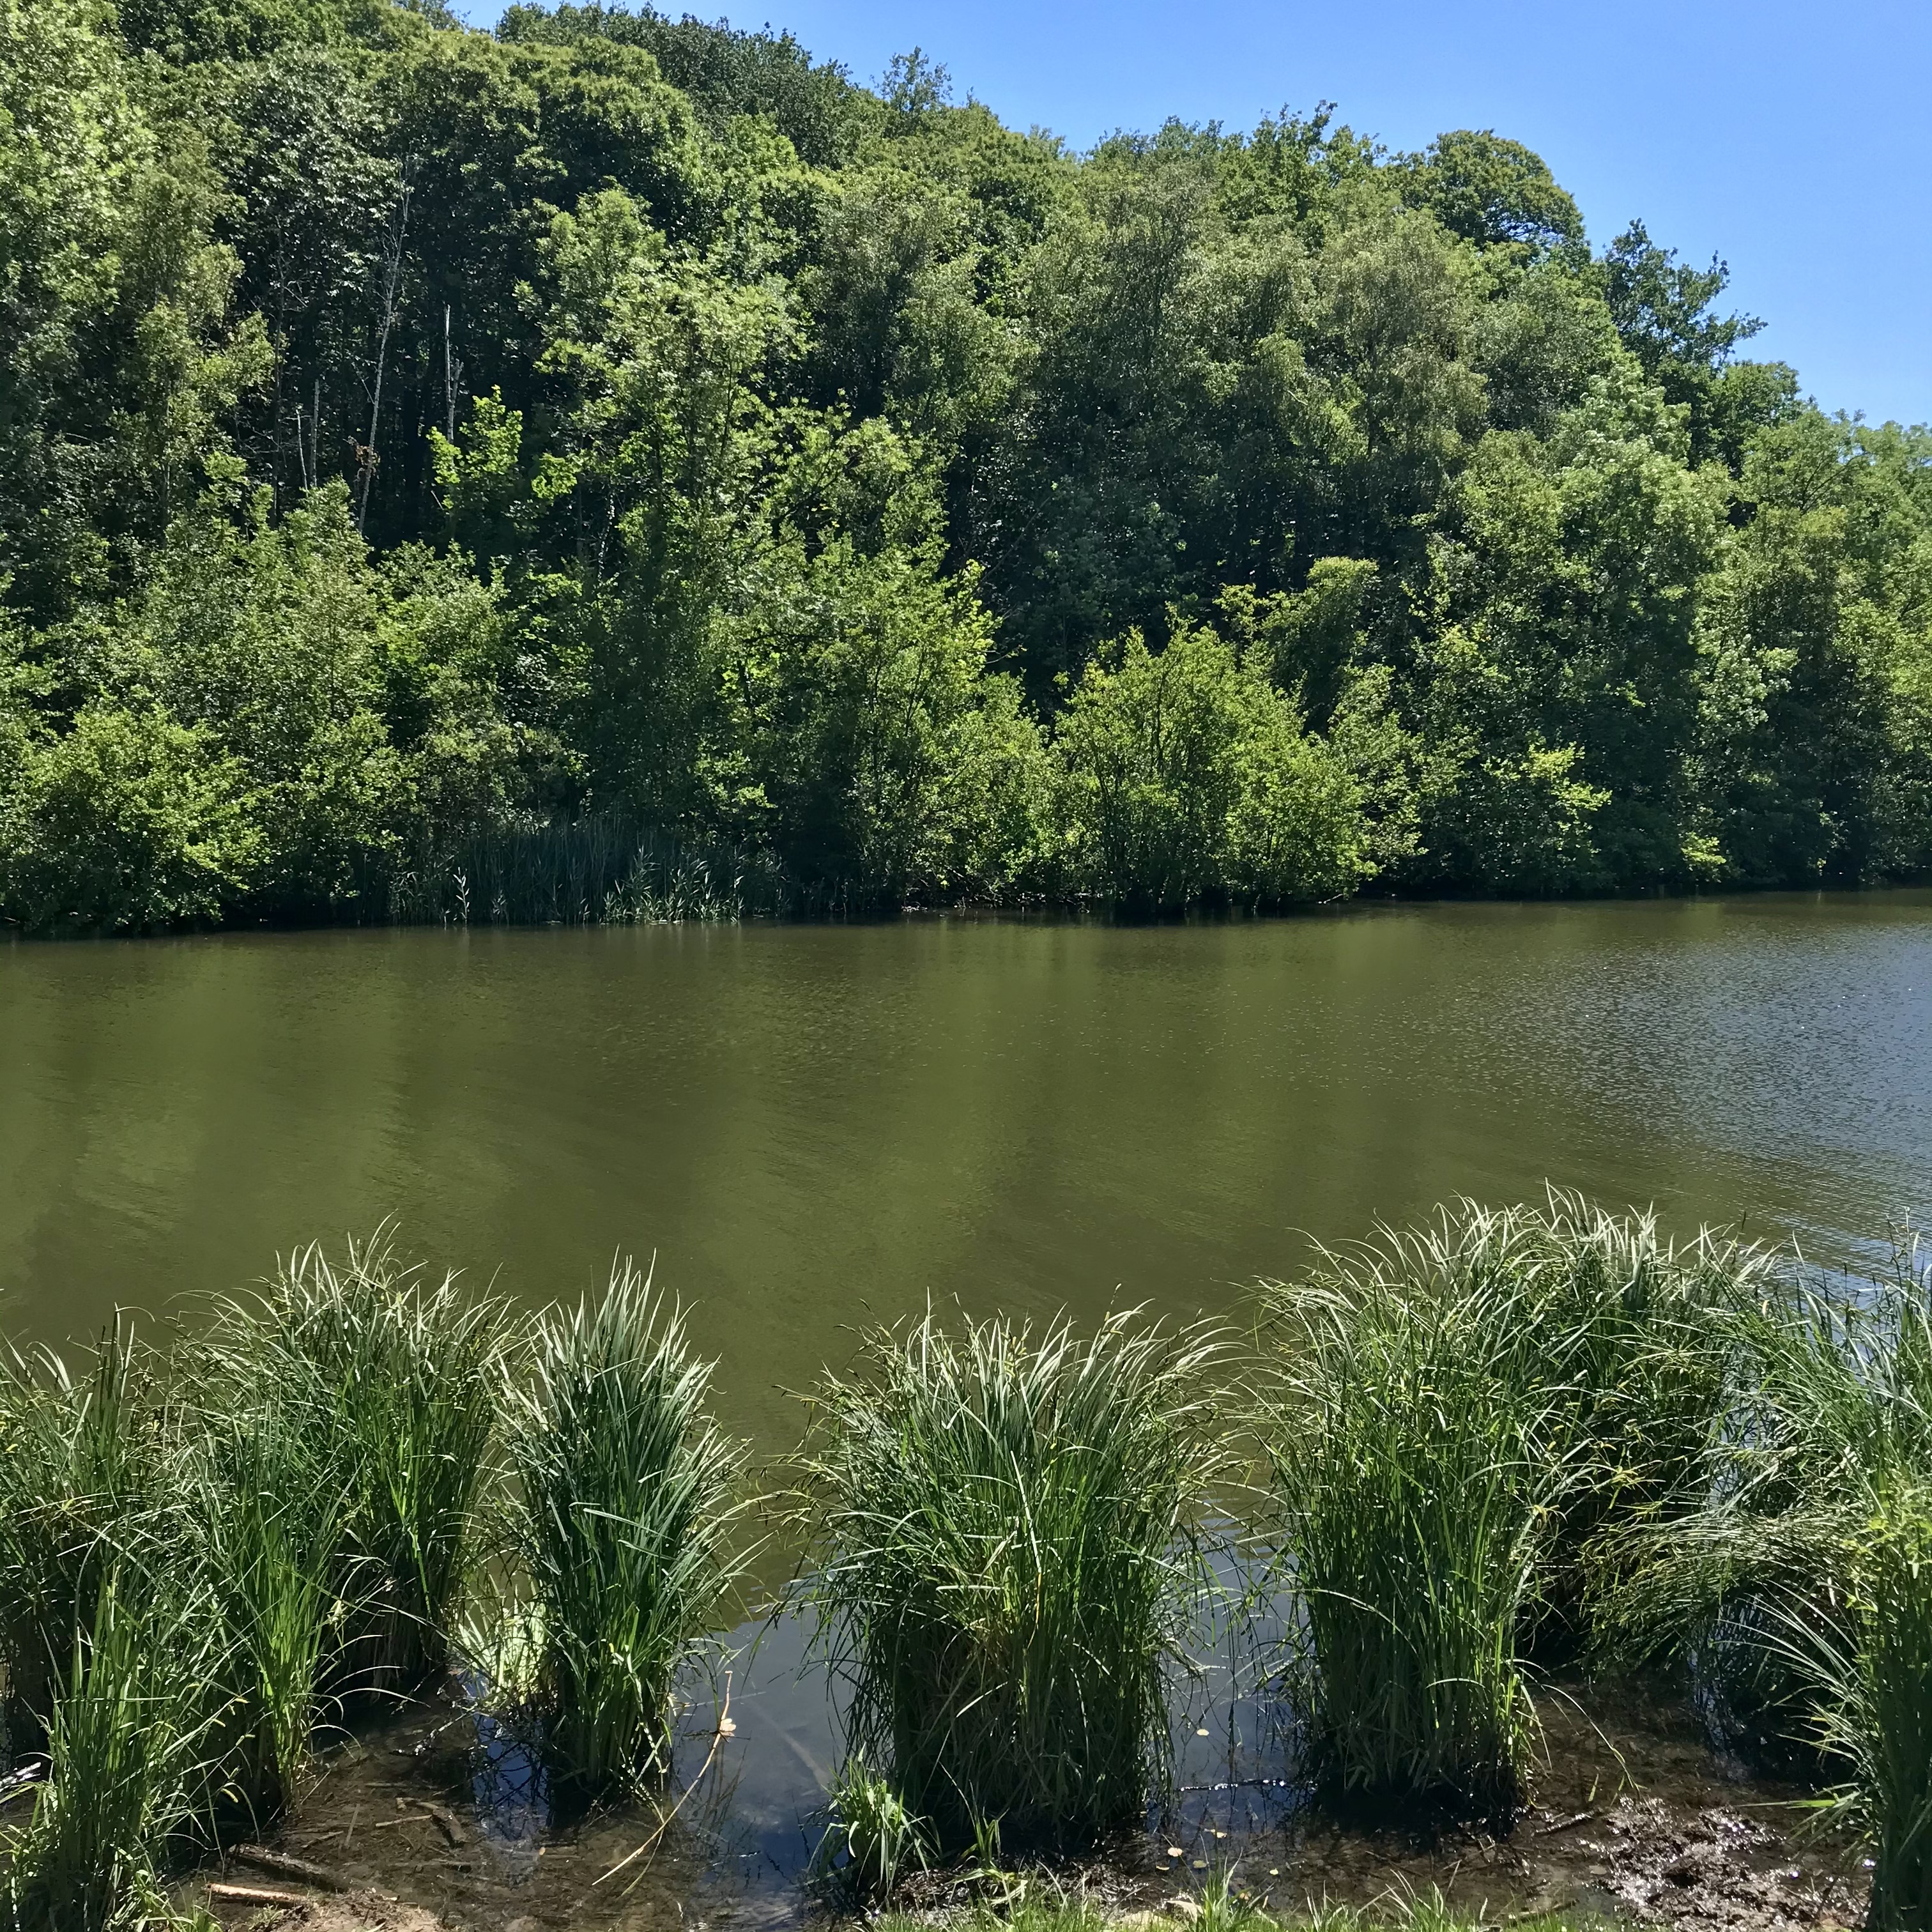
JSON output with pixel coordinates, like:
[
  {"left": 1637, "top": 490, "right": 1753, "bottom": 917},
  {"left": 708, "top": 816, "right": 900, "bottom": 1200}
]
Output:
[{"left": 463, "top": 0, "right": 1931, "bottom": 429}]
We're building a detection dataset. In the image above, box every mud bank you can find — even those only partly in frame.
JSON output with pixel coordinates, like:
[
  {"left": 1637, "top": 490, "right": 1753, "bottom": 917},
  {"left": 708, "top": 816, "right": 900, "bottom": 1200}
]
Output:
[{"left": 183, "top": 1678, "right": 1870, "bottom": 1932}]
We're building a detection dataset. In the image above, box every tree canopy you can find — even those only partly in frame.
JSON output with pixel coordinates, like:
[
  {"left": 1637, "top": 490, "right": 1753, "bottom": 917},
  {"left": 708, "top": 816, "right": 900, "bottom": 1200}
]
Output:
[{"left": 2, "top": 0, "right": 1928, "bottom": 930}]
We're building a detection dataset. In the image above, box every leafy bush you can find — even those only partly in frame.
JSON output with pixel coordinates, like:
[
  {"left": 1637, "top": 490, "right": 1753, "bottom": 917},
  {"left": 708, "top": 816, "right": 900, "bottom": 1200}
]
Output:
[
  {"left": 0, "top": 704, "right": 259, "bottom": 932},
  {"left": 1051, "top": 623, "right": 1370, "bottom": 910}
]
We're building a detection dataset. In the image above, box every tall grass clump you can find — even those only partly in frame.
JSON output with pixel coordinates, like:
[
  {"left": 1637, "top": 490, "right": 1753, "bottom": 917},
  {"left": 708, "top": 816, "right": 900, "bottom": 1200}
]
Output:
[
  {"left": 795, "top": 1307, "right": 1229, "bottom": 1851},
  {"left": 1514, "top": 1191, "right": 1763, "bottom": 1641},
  {"left": 1598, "top": 1236, "right": 1932, "bottom": 1900},
  {"left": 206, "top": 1228, "right": 510, "bottom": 1695},
  {"left": 165, "top": 1397, "right": 348, "bottom": 1827},
  {"left": 3, "top": 1566, "right": 216, "bottom": 1932},
  {"left": 1261, "top": 1211, "right": 1574, "bottom": 1821},
  {"left": 1806, "top": 1482, "right": 1932, "bottom": 1932},
  {"left": 499, "top": 1261, "right": 750, "bottom": 1797},
  {"left": 0, "top": 1327, "right": 152, "bottom": 1759}
]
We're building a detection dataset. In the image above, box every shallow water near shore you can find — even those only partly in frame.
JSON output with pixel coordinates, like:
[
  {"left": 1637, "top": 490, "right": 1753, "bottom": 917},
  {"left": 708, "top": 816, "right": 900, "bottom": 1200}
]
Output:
[
  {"left": 233, "top": 1602, "right": 1869, "bottom": 1932},
  {"left": 5, "top": 893, "right": 1926, "bottom": 1926}
]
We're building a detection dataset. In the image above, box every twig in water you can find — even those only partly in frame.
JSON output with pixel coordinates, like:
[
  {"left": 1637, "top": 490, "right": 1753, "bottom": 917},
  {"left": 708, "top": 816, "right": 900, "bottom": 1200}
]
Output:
[
  {"left": 595, "top": 1675, "right": 735, "bottom": 1890},
  {"left": 1534, "top": 1810, "right": 1601, "bottom": 1837}
]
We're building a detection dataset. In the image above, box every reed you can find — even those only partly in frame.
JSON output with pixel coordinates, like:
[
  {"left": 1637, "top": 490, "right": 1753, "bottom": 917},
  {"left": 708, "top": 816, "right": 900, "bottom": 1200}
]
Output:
[
  {"left": 384, "top": 813, "right": 778, "bottom": 926},
  {"left": 502, "top": 1261, "right": 749, "bottom": 1796},
  {"left": 1515, "top": 1191, "right": 1761, "bottom": 1643},
  {"left": 206, "top": 1229, "right": 510, "bottom": 1694},
  {"left": 1261, "top": 1213, "right": 1572, "bottom": 1821},
  {"left": 3, "top": 1566, "right": 215, "bottom": 1932},
  {"left": 167, "top": 1399, "right": 347, "bottom": 1827},
  {"left": 795, "top": 1307, "right": 1229, "bottom": 1850},
  {"left": 1593, "top": 1246, "right": 1931, "bottom": 1688},
  {"left": 0, "top": 1327, "right": 151, "bottom": 1757},
  {"left": 1804, "top": 1482, "right": 1932, "bottom": 1932}
]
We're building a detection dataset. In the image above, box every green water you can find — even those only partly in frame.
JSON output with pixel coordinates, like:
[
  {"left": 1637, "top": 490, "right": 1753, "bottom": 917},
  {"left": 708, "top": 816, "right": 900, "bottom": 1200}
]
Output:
[{"left": 3, "top": 894, "right": 1927, "bottom": 1452}]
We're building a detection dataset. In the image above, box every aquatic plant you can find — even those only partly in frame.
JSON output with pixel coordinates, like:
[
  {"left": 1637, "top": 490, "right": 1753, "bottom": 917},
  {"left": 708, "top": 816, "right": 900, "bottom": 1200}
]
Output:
[
  {"left": 1805, "top": 1483, "right": 1932, "bottom": 1932},
  {"left": 1261, "top": 1212, "right": 1573, "bottom": 1820},
  {"left": 1515, "top": 1190, "right": 1763, "bottom": 1640},
  {"left": 809, "top": 1754, "right": 931, "bottom": 1904},
  {"left": 3, "top": 1566, "right": 215, "bottom": 1932},
  {"left": 502, "top": 1260, "right": 749, "bottom": 1795},
  {"left": 1597, "top": 1239, "right": 1932, "bottom": 1886},
  {"left": 206, "top": 1228, "right": 511, "bottom": 1693},
  {"left": 0, "top": 1327, "right": 151, "bottom": 1755},
  {"left": 795, "top": 1306, "right": 1229, "bottom": 1850},
  {"left": 166, "top": 1398, "right": 348, "bottom": 1827}
]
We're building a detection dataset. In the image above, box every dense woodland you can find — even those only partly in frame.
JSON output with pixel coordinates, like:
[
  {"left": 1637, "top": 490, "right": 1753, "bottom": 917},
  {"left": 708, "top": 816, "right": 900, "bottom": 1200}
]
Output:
[{"left": 2, "top": 0, "right": 1929, "bottom": 930}]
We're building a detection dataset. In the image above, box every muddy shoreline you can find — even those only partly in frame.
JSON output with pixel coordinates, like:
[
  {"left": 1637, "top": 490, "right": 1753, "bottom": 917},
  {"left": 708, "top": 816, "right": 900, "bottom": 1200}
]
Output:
[{"left": 183, "top": 1675, "right": 1870, "bottom": 1932}]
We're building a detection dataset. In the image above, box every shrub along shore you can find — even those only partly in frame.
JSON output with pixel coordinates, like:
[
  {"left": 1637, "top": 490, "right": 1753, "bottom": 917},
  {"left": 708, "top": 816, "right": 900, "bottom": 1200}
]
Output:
[
  {"left": 6, "top": 0, "right": 1932, "bottom": 936},
  {"left": 0, "top": 1193, "right": 1925, "bottom": 1932}
]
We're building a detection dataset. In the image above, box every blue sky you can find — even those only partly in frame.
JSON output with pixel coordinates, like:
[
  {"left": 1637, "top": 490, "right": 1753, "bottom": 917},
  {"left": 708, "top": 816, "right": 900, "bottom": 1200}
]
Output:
[{"left": 466, "top": 0, "right": 1931, "bottom": 428}]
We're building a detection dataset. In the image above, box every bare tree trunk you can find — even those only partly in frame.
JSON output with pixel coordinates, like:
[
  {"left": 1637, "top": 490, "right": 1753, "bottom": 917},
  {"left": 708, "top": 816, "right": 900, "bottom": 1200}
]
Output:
[
  {"left": 444, "top": 304, "right": 458, "bottom": 442},
  {"left": 358, "top": 174, "right": 412, "bottom": 535}
]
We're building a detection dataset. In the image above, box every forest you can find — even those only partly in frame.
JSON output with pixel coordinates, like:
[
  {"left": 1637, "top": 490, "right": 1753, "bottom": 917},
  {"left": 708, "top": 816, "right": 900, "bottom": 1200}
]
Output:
[{"left": 2, "top": 0, "right": 1929, "bottom": 930}]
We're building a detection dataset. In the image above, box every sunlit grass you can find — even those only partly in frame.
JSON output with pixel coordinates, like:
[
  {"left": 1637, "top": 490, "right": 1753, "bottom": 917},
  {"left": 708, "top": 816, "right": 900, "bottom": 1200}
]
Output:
[
  {"left": 3, "top": 1565, "right": 217, "bottom": 1932},
  {"left": 496, "top": 1259, "right": 750, "bottom": 1796},
  {"left": 1261, "top": 1211, "right": 1568, "bottom": 1821},
  {"left": 206, "top": 1228, "right": 512, "bottom": 1695},
  {"left": 795, "top": 1306, "right": 1230, "bottom": 1850},
  {"left": 0, "top": 1326, "right": 152, "bottom": 1757}
]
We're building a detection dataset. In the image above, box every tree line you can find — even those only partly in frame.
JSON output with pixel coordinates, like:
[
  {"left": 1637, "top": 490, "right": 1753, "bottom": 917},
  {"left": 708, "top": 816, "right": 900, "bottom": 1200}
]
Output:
[{"left": 2, "top": 0, "right": 1928, "bottom": 929}]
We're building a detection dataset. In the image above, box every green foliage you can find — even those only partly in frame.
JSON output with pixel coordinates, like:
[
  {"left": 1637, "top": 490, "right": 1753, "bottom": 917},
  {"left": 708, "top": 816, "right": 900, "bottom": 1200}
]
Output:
[
  {"left": 499, "top": 1260, "right": 749, "bottom": 1796},
  {"left": 809, "top": 1754, "right": 930, "bottom": 1905},
  {"left": 207, "top": 1229, "right": 510, "bottom": 1692},
  {"left": 0, "top": 703, "right": 259, "bottom": 933},
  {"left": 3, "top": 1568, "right": 215, "bottom": 1932},
  {"left": 1261, "top": 1220, "right": 1564, "bottom": 1820},
  {"left": 168, "top": 1394, "right": 345, "bottom": 1825},
  {"left": 795, "top": 1307, "right": 1229, "bottom": 1850},
  {"left": 1397, "top": 130, "right": 1584, "bottom": 264},
  {"left": 1, "top": 0, "right": 1928, "bottom": 925},
  {"left": 1259, "top": 1193, "right": 1767, "bottom": 1816},
  {"left": 0, "top": 1330, "right": 153, "bottom": 1752},
  {"left": 724, "top": 541, "right": 1048, "bottom": 904},
  {"left": 1051, "top": 622, "right": 1368, "bottom": 909}
]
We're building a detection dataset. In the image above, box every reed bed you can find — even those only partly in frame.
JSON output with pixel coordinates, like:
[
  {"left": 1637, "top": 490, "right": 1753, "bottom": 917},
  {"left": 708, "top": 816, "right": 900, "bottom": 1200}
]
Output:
[
  {"left": 795, "top": 1307, "right": 1230, "bottom": 1851},
  {"left": 204, "top": 1229, "right": 512, "bottom": 1694},
  {"left": 497, "top": 1260, "right": 750, "bottom": 1796},
  {"left": 1261, "top": 1217, "right": 1570, "bottom": 1821},
  {"left": 384, "top": 814, "right": 781, "bottom": 926},
  {"left": 0, "top": 1198, "right": 1928, "bottom": 1926},
  {"left": 1258, "top": 1194, "right": 1777, "bottom": 1820}
]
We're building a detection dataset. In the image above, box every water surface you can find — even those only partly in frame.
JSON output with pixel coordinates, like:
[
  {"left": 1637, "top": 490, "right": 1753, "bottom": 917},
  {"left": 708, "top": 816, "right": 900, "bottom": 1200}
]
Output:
[
  {"left": 3, "top": 894, "right": 1927, "bottom": 1452},
  {"left": 4, "top": 895, "right": 1923, "bottom": 1920}
]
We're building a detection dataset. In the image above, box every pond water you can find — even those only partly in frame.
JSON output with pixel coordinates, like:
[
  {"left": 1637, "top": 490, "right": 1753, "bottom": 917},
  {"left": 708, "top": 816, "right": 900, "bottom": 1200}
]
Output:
[
  {"left": 3, "top": 894, "right": 1927, "bottom": 1924},
  {"left": 4, "top": 894, "right": 1928, "bottom": 1441}
]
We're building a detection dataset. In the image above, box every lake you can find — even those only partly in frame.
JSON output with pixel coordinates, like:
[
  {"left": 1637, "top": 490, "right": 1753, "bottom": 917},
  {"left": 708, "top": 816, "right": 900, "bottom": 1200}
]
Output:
[
  {"left": 2, "top": 892, "right": 1926, "bottom": 1920},
  {"left": 3, "top": 893, "right": 1928, "bottom": 1456}
]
